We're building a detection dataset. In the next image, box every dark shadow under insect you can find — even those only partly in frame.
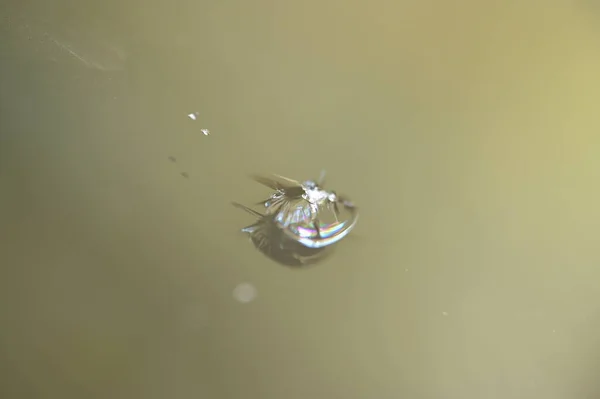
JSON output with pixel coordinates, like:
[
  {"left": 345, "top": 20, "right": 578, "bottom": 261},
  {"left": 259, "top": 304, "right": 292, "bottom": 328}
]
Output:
[{"left": 232, "top": 202, "right": 334, "bottom": 268}]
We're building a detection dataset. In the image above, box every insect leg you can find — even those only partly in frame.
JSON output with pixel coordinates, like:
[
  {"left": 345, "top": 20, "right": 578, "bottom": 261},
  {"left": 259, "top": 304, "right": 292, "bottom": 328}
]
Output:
[
  {"left": 232, "top": 202, "right": 264, "bottom": 218},
  {"left": 337, "top": 195, "right": 356, "bottom": 210},
  {"left": 317, "top": 170, "right": 327, "bottom": 186},
  {"left": 331, "top": 201, "right": 340, "bottom": 223},
  {"left": 313, "top": 218, "right": 322, "bottom": 238}
]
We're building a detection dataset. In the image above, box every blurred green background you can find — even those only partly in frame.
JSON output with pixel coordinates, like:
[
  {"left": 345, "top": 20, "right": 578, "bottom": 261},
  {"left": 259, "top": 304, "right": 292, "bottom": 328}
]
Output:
[{"left": 1, "top": 1, "right": 600, "bottom": 398}]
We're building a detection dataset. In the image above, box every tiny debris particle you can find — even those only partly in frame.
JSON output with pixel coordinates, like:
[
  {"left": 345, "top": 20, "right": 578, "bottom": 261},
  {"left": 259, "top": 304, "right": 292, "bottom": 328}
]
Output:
[
  {"left": 188, "top": 112, "right": 198, "bottom": 120},
  {"left": 201, "top": 129, "right": 210, "bottom": 136},
  {"left": 168, "top": 156, "right": 177, "bottom": 163},
  {"left": 180, "top": 172, "right": 189, "bottom": 178},
  {"left": 233, "top": 282, "right": 257, "bottom": 303}
]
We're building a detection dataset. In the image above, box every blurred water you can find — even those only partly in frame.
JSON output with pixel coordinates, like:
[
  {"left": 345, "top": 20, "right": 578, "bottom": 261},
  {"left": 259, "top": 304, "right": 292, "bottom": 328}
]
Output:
[
  {"left": 2, "top": 1, "right": 600, "bottom": 399},
  {"left": 0, "top": 4, "right": 128, "bottom": 71}
]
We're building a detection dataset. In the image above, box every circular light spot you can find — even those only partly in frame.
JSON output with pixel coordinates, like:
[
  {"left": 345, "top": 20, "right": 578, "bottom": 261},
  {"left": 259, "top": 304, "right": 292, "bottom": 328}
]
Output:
[{"left": 233, "top": 283, "right": 257, "bottom": 303}]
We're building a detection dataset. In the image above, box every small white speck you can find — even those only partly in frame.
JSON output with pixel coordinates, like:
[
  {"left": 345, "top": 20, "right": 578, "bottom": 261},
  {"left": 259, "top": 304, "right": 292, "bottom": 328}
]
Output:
[
  {"left": 552, "top": 329, "right": 556, "bottom": 333},
  {"left": 187, "top": 112, "right": 198, "bottom": 120},
  {"left": 405, "top": 268, "right": 408, "bottom": 272},
  {"left": 201, "top": 129, "right": 210, "bottom": 136},
  {"left": 233, "top": 283, "right": 257, "bottom": 303},
  {"left": 442, "top": 311, "right": 448, "bottom": 316}
]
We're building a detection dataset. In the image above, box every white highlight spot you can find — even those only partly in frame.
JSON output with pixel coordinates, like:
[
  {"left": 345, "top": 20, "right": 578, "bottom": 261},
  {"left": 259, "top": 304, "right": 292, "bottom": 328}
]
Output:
[
  {"left": 442, "top": 311, "right": 448, "bottom": 316},
  {"left": 186, "top": 113, "right": 210, "bottom": 134},
  {"left": 233, "top": 283, "right": 257, "bottom": 303}
]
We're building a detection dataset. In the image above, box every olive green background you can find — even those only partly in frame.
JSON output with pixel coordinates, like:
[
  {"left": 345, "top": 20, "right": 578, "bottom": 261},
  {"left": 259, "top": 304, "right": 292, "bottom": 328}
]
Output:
[{"left": 2, "top": 1, "right": 600, "bottom": 398}]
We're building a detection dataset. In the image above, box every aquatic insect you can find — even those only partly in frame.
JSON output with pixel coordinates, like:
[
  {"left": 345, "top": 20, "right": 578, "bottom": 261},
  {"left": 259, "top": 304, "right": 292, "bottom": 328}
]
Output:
[
  {"left": 232, "top": 202, "right": 333, "bottom": 267},
  {"left": 251, "top": 171, "right": 359, "bottom": 249}
]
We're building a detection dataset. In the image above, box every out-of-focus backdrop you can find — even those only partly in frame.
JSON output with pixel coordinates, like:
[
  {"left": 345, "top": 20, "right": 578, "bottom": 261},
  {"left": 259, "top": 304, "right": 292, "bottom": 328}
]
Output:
[{"left": 2, "top": 1, "right": 600, "bottom": 398}]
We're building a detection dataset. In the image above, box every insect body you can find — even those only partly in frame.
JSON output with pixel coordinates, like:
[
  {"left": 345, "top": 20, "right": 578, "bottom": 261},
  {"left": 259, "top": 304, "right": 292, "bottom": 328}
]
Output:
[
  {"left": 232, "top": 202, "right": 332, "bottom": 267},
  {"left": 251, "top": 171, "right": 359, "bottom": 249}
]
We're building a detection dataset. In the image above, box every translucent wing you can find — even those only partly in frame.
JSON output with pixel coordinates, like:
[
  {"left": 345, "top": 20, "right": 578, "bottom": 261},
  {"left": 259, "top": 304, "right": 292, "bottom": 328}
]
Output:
[
  {"left": 251, "top": 173, "right": 303, "bottom": 192},
  {"left": 270, "top": 197, "right": 315, "bottom": 228},
  {"left": 252, "top": 174, "right": 306, "bottom": 211}
]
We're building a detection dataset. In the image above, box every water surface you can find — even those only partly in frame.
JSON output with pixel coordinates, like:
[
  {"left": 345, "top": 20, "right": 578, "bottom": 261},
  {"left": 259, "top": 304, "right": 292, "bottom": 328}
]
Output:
[{"left": 2, "top": 1, "right": 600, "bottom": 398}]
